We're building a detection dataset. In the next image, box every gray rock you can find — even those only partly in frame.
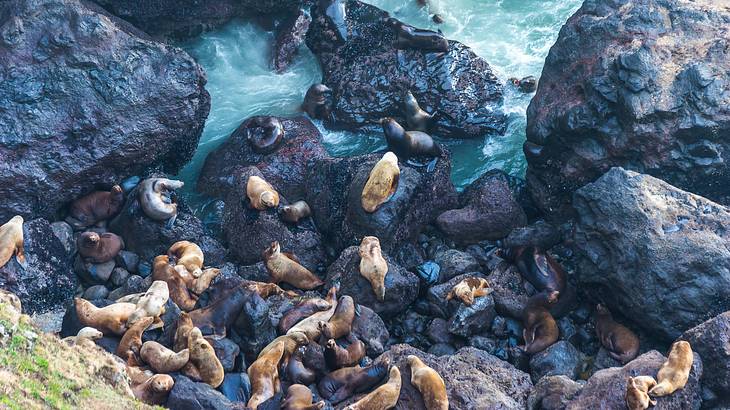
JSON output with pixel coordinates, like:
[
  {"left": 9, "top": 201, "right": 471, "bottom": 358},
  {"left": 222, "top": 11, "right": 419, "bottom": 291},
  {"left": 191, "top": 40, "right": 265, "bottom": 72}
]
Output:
[
  {"left": 75, "top": 258, "right": 116, "bottom": 285},
  {"left": 487, "top": 261, "right": 528, "bottom": 319},
  {"left": 272, "top": 9, "right": 311, "bottom": 73},
  {"left": 110, "top": 268, "right": 131, "bottom": 288},
  {"left": 528, "top": 341, "right": 585, "bottom": 382},
  {"left": 351, "top": 305, "right": 389, "bottom": 357},
  {"left": 83, "top": 285, "right": 110, "bottom": 301},
  {"left": 433, "top": 249, "right": 481, "bottom": 282},
  {"left": 168, "top": 375, "right": 234, "bottom": 410},
  {"left": 218, "top": 372, "right": 251, "bottom": 405},
  {"left": 592, "top": 347, "right": 622, "bottom": 373},
  {"left": 680, "top": 311, "right": 730, "bottom": 397},
  {"left": 427, "top": 318, "right": 454, "bottom": 345},
  {"left": 206, "top": 337, "right": 240, "bottom": 373},
  {"left": 116, "top": 251, "right": 139, "bottom": 273},
  {"left": 50, "top": 222, "right": 75, "bottom": 256},
  {"left": 428, "top": 343, "right": 456, "bottom": 356},
  {"left": 527, "top": 375, "right": 583, "bottom": 410},
  {"left": 448, "top": 293, "right": 496, "bottom": 338}
]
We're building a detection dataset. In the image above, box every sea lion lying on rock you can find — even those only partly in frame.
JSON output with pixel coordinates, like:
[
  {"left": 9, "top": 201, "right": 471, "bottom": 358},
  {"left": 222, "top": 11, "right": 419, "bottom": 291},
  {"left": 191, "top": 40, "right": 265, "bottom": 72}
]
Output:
[
  {"left": 279, "top": 297, "right": 332, "bottom": 334},
  {"left": 402, "top": 90, "right": 435, "bottom": 132},
  {"left": 626, "top": 376, "right": 657, "bottom": 410},
  {"left": 594, "top": 304, "right": 640, "bottom": 364},
  {"left": 137, "top": 178, "right": 183, "bottom": 228},
  {"left": 282, "top": 384, "right": 325, "bottom": 410},
  {"left": 77, "top": 231, "right": 124, "bottom": 264},
  {"left": 67, "top": 185, "right": 124, "bottom": 229},
  {"left": 649, "top": 341, "right": 693, "bottom": 397},
  {"left": 126, "top": 280, "right": 169, "bottom": 328},
  {"left": 168, "top": 240, "right": 204, "bottom": 278},
  {"left": 140, "top": 341, "right": 190, "bottom": 373},
  {"left": 152, "top": 255, "right": 198, "bottom": 311},
  {"left": 288, "top": 286, "right": 338, "bottom": 341},
  {"left": 446, "top": 277, "right": 491, "bottom": 306},
  {"left": 407, "top": 355, "right": 448, "bottom": 410},
  {"left": 248, "top": 337, "right": 285, "bottom": 410},
  {"left": 62, "top": 327, "right": 103, "bottom": 349},
  {"left": 246, "top": 116, "right": 285, "bottom": 154},
  {"left": 319, "top": 295, "right": 356, "bottom": 341},
  {"left": 247, "top": 175, "right": 280, "bottom": 210},
  {"left": 361, "top": 152, "right": 400, "bottom": 213},
  {"left": 258, "top": 332, "right": 309, "bottom": 370},
  {"left": 317, "top": 356, "right": 391, "bottom": 404},
  {"left": 117, "top": 316, "right": 154, "bottom": 359},
  {"left": 380, "top": 118, "right": 441, "bottom": 159},
  {"left": 344, "top": 366, "right": 401, "bottom": 410},
  {"left": 75, "top": 298, "right": 136, "bottom": 336},
  {"left": 264, "top": 241, "right": 324, "bottom": 290},
  {"left": 132, "top": 373, "right": 174, "bottom": 405},
  {"left": 521, "top": 291, "right": 559, "bottom": 354},
  {"left": 0, "top": 215, "right": 26, "bottom": 269},
  {"left": 497, "top": 246, "right": 567, "bottom": 294},
  {"left": 189, "top": 284, "right": 249, "bottom": 338},
  {"left": 287, "top": 348, "right": 318, "bottom": 386},
  {"left": 182, "top": 327, "right": 225, "bottom": 388},
  {"left": 359, "top": 236, "right": 388, "bottom": 301},
  {"left": 324, "top": 334, "right": 366, "bottom": 370},
  {"left": 280, "top": 200, "right": 312, "bottom": 224}
]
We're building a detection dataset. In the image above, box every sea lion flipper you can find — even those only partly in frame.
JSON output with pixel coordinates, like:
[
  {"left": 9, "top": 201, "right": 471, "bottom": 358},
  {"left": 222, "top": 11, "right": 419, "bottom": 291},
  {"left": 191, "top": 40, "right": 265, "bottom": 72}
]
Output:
[
  {"left": 150, "top": 317, "right": 164, "bottom": 330},
  {"left": 283, "top": 252, "right": 300, "bottom": 263}
]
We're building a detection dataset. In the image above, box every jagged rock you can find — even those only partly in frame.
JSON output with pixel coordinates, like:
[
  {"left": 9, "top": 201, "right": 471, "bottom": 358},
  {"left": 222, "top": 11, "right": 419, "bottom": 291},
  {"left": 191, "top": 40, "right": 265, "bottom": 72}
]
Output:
[
  {"left": 426, "top": 318, "right": 454, "bottom": 345},
  {"left": 500, "top": 221, "right": 562, "bottom": 250},
  {"left": 207, "top": 337, "right": 240, "bottom": 372},
  {"left": 527, "top": 375, "right": 583, "bottom": 410},
  {"left": 219, "top": 372, "right": 251, "bottom": 405},
  {"left": 110, "top": 268, "right": 131, "bottom": 288},
  {"left": 432, "top": 249, "right": 480, "bottom": 283},
  {"left": 50, "top": 221, "right": 75, "bottom": 256},
  {"left": 447, "top": 293, "right": 496, "bottom": 338},
  {"left": 233, "top": 290, "right": 276, "bottom": 358},
  {"left": 488, "top": 261, "right": 528, "bottom": 319},
  {"left": 168, "top": 375, "right": 234, "bottom": 410},
  {"left": 351, "top": 304, "right": 389, "bottom": 356},
  {"left": 116, "top": 251, "right": 140, "bottom": 273},
  {"left": 680, "top": 311, "right": 730, "bottom": 397},
  {"left": 528, "top": 341, "right": 585, "bottom": 382},
  {"left": 272, "top": 10, "right": 311, "bottom": 73},
  {"left": 83, "top": 285, "right": 110, "bottom": 301}
]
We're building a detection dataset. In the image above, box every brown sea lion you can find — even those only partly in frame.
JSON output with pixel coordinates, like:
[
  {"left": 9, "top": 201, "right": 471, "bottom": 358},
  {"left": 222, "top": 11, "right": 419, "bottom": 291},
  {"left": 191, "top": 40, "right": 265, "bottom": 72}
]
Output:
[
  {"left": 246, "top": 116, "right": 285, "bottom": 154},
  {"left": 324, "top": 334, "right": 366, "bottom": 370},
  {"left": 183, "top": 327, "right": 225, "bottom": 388},
  {"left": 126, "top": 359, "right": 155, "bottom": 385},
  {"left": 446, "top": 277, "right": 492, "bottom": 306},
  {"left": 286, "top": 348, "right": 317, "bottom": 386},
  {"left": 263, "top": 242, "right": 324, "bottom": 290},
  {"left": 246, "top": 281, "right": 299, "bottom": 299},
  {"left": 247, "top": 175, "right": 280, "bottom": 210},
  {"left": 189, "top": 284, "right": 249, "bottom": 338},
  {"left": 317, "top": 356, "right": 391, "bottom": 404},
  {"left": 75, "top": 298, "right": 136, "bottom": 336},
  {"left": 131, "top": 373, "right": 174, "bottom": 405},
  {"left": 594, "top": 304, "right": 640, "bottom": 364},
  {"left": 302, "top": 83, "right": 333, "bottom": 120},
  {"left": 67, "top": 185, "right": 124, "bottom": 228},
  {"left": 77, "top": 231, "right": 124, "bottom": 264},
  {"left": 626, "top": 376, "right": 657, "bottom": 410},
  {"left": 318, "top": 295, "right": 355, "bottom": 341},
  {"left": 344, "top": 365, "right": 401, "bottom": 410},
  {"left": 380, "top": 118, "right": 441, "bottom": 159},
  {"left": 168, "top": 240, "right": 204, "bottom": 278},
  {"left": 173, "top": 312, "right": 194, "bottom": 352},
  {"left": 127, "top": 280, "right": 169, "bottom": 328},
  {"left": 189, "top": 268, "right": 221, "bottom": 296},
  {"left": 152, "top": 255, "right": 198, "bottom": 311},
  {"left": 140, "top": 341, "right": 190, "bottom": 373},
  {"left": 359, "top": 236, "right": 388, "bottom": 301},
  {"left": 521, "top": 291, "right": 560, "bottom": 354},
  {"left": 361, "top": 152, "right": 400, "bottom": 213},
  {"left": 497, "top": 246, "right": 566, "bottom": 294},
  {"left": 258, "top": 332, "right": 309, "bottom": 370},
  {"left": 282, "top": 384, "right": 325, "bottom": 410},
  {"left": 138, "top": 178, "right": 183, "bottom": 227},
  {"left": 116, "top": 316, "right": 154, "bottom": 359},
  {"left": 407, "top": 355, "right": 448, "bottom": 410},
  {"left": 403, "top": 90, "right": 435, "bottom": 132},
  {"left": 287, "top": 286, "right": 338, "bottom": 341},
  {"left": 280, "top": 201, "right": 312, "bottom": 224},
  {"left": 649, "top": 341, "right": 693, "bottom": 397},
  {"left": 0, "top": 216, "right": 26, "bottom": 269},
  {"left": 248, "top": 339, "right": 285, "bottom": 410},
  {"left": 389, "top": 18, "right": 448, "bottom": 52},
  {"left": 278, "top": 297, "right": 332, "bottom": 334}
]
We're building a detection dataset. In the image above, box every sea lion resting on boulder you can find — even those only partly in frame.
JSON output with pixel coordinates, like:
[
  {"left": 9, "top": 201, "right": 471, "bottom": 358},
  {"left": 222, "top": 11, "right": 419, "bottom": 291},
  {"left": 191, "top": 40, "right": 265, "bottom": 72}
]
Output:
[
  {"left": 497, "top": 246, "right": 567, "bottom": 294},
  {"left": 288, "top": 286, "right": 338, "bottom": 341},
  {"left": 626, "top": 376, "right": 657, "bottom": 410},
  {"left": 279, "top": 297, "right": 332, "bottom": 334},
  {"left": 282, "top": 384, "right": 325, "bottom": 410},
  {"left": 246, "top": 116, "right": 285, "bottom": 154},
  {"left": 258, "top": 332, "right": 309, "bottom": 370},
  {"left": 62, "top": 327, "right": 103, "bottom": 349},
  {"left": 247, "top": 176, "right": 280, "bottom": 210},
  {"left": 182, "top": 327, "right": 225, "bottom": 388},
  {"left": 152, "top": 255, "right": 198, "bottom": 311},
  {"left": 137, "top": 178, "right": 183, "bottom": 228},
  {"left": 324, "top": 334, "right": 366, "bottom": 370},
  {"left": 446, "top": 277, "right": 491, "bottom": 306},
  {"left": 361, "top": 152, "right": 400, "bottom": 213},
  {"left": 302, "top": 83, "right": 333, "bottom": 120},
  {"left": 318, "top": 295, "right": 356, "bottom": 341},
  {"left": 168, "top": 240, "right": 204, "bottom": 278},
  {"left": 407, "top": 355, "right": 448, "bottom": 410},
  {"left": 287, "top": 348, "right": 317, "bottom": 386},
  {"left": 263, "top": 241, "right": 324, "bottom": 290},
  {"left": 280, "top": 200, "right": 312, "bottom": 224},
  {"left": 521, "top": 291, "right": 560, "bottom": 354},
  {"left": 246, "top": 281, "right": 299, "bottom": 299},
  {"left": 317, "top": 356, "right": 391, "bottom": 404},
  {"left": 131, "top": 373, "right": 174, "bottom": 405},
  {"left": 75, "top": 298, "right": 136, "bottom": 336},
  {"left": 359, "top": 236, "right": 388, "bottom": 301},
  {"left": 173, "top": 312, "right": 194, "bottom": 352},
  {"left": 67, "top": 185, "right": 124, "bottom": 229},
  {"left": 389, "top": 18, "right": 448, "bottom": 52},
  {"left": 649, "top": 341, "right": 694, "bottom": 397},
  {"left": 77, "top": 231, "right": 124, "bottom": 264},
  {"left": 402, "top": 90, "right": 435, "bottom": 132},
  {"left": 248, "top": 338, "right": 285, "bottom": 410},
  {"left": 344, "top": 366, "right": 401, "bottom": 410},
  {"left": 0, "top": 215, "right": 26, "bottom": 269},
  {"left": 380, "top": 118, "right": 441, "bottom": 159},
  {"left": 117, "top": 316, "right": 154, "bottom": 359},
  {"left": 126, "top": 280, "right": 169, "bottom": 328},
  {"left": 594, "top": 304, "right": 640, "bottom": 364},
  {"left": 189, "top": 284, "right": 249, "bottom": 338},
  {"left": 140, "top": 341, "right": 190, "bottom": 373}
]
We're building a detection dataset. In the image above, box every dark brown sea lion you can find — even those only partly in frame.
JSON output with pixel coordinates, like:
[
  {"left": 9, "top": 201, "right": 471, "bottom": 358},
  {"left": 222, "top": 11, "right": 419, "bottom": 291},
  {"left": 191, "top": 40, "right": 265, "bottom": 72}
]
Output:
[
  {"left": 278, "top": 297, "right": 333, "bottom": 334},
  {"left": 0, "top": 216, "right": 25, "bottom": 269},
  {"left": 388, "top": 18, "right": 448, "bottom": 52},
  {"left": 594, "top": 304, "right": 640, "bottom": 364},
  {"left": 280, "top": 200, "right": 312, "bottom": 224},
  {"left": 344, "top": 366, "right": 401, "bottom": 410},
  {"left": 263, "top": 241, "right": 324, "bottom": 290},
  {"left": 324, "top": 334, "right": 366, "bottom": 370},
  {"left": 282, "top": 384, "right": 325, "bottom": 410},
  {"left": 508, "top": 75, "right": 538, "bottom": 93},
  {"left": 77, "top": 231, "right": 124, "bottom": 264},
  {"left": 286, "top": 348, "right": 317, "bottom": 385},
  {"left": 402, "top": 90, "right": 435, "bottom": 132},
  {"left": 317, "top": 356, "right": 391, "bottom": 404},
  {"left": 497, "top": 246, "right": 566, "bottom": 294},
  {"left": 131, "top": 373, "right": 174, "bottom": 405},
  {"left": 67, "top": 185, "right": 124, "bottom": 228},
  {"left": 318, "top": 295, "right": 355, "bottom": 341},
  {"left": 302, "top": 83, "right": 333, "bottom": 120},
  {"left": 173, "top": 312, "right": 194, "bottom": 352},
  {"left": 380, "top": 117, "right": 441, "bottom": 159},
  {"left": 246, "top": 116, "right": 285, "bottom": 154},
  {"left": 189, "top": 284, "right": 249, "bottom": 338},
  {"left": 152, "top": 255, "right": 199, "bottom": 312},
  {"left": 521, "top": 291, "right": 560, "bottom": 354}
]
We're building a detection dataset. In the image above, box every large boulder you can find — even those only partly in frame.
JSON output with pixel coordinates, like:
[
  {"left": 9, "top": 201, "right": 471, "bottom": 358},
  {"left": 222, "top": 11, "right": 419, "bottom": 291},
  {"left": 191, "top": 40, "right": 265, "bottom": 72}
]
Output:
[
  {"left": 680, "top": 311, "right": 730, "bottom": 397},
  {"left": 572, "top": 168, "right": 730, "bottom": 340},
  {"left": 168, "top": 375, "right": 235, "bottom": 410},
  {"left": 525, "top": 0, "right": 730, "bottom": 217},
  {"left": 305, "top": 0, "right": 505, "bottom": 138},
  {"left": 0, "top": 0, "right": 209, "bottom": 222},
  {"left": 527, "top": 375, "right": 583, "bottom": 410}
]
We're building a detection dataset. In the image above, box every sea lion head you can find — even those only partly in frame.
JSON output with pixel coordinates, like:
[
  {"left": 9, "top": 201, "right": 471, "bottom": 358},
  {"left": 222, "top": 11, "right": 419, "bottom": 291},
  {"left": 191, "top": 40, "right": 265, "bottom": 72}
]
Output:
[
  {"left": 289, "top": 331, "right": 309, "bottom": 346},
  {"left": 671, "top": 340, "right": 692, "bottom": 356},
  {"left": 79, "top": 232, "right": 100, "bottom": 249},
  {"left": 263, "top": 241, "right": 281, "bottom": 260},
  {"left": 509, "top": 77, "right": 520, "bottom": 86},
  {"left": 110, "top": 185, "right": 124, "bottom": 202},
  {"left": 260, "top": 191, "right": 277, "bottom": 208},
  {"left": 77, "top": 327, "right": 103, "bottom": 340},
  {"left": 149, "top": 374, "right": 174, "bottom": 393},
  {"left": 326, "top": 339, "right": 337, "bottom": 349},
  {"left": 546, "top": 291, "right": 560, "bottom": 305},
  {"left": 406, "top": 354, "right": 421, "bottom": 368}
]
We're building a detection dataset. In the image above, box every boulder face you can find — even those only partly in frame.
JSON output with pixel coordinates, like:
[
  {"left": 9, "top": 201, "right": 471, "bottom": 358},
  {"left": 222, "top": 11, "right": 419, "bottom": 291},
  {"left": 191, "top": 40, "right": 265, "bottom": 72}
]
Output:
[
  {"left": 572, "top": 168, "right": 730, "bottom": 340},
  {"left": 306, "top": 0, "right": 505, "bottom": 138},
  {"left": 680, "top": 311, "right": 730, "bottom": 397},
  {"left": 0, "top": 0, "right": 210, "bottom": 222},
  {"left": 525, "top": 0, "right": 730, "bottom": 217}
]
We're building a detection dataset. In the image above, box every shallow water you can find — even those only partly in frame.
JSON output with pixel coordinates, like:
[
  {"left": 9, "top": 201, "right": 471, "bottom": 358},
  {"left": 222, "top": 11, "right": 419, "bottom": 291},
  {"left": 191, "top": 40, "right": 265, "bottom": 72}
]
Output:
[{"left": 177, "top": 0, "right": 582, "bottom": 212}]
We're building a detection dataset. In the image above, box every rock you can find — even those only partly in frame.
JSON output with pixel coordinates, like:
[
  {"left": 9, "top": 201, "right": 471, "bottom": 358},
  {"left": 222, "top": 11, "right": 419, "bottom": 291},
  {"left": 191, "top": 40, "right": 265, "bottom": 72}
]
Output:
[
  {"left": 379, "top": 344, "right": 532, "bottom": 409},
  {"left": 30, "top": 310, "right": 65, "bottom": 334},
  {"left": 427, "top": 272, "right": 488, "bottom": 318},
  {"left": 50, "top": 222, "right": 75, "bottom": 256},
  {"left": 527, "top": 375, "right": 583, "bottom": 410},
  {"left": 525, "top": 0, "right": 730, "bottom": 217},
  {"left": 107, "top": 275, "right": 149, "bottom": 300},
  {"left": 199, "top": 116, "right": 329, "bottom": 201},
  {"left": 565, "top": 350, "right": 703, "bottom": 409},
  {"left": 0, "top": 0, "right": 209, "bottom": 222},
  {"left": 272, "top": 10, "right": 311, "bottom": 73},
  {"left": 680, "top": 311, "right": 730, "bottom": 397},
  {"left": 592, "top": 347, "right": 623, "bottom": 373},
  {"left": 233, "top": 290, "right": 276, "bottom": 358},
  {"left": 528, "top": 341, "right": 585, "bottom": 382},
  {"left": 325, "top": 246, "right": 419, "bottom": 315},
  {"left": 82, "top": 285, "right": 110, "bottom": 301},
  {"left": 147, "top": 299, "right": 182, "bottom": 347},
  {"left": 572, "top": 168, "right": 730, "bottom": 339},
  {"left": 109, "top": 268, "right": 131, "bottom": 288},
  {"left": 428, "top": 343, "right": 456, "bottom": 356},
  {"left": 306, "top": 0, "right": 505, "bottom": 138},
  {"left": 426, "top": 318, "right": 454, "bottom": 345},
  {"left": 168, "top": 375, "right": 235, "bottom": 410},
  {"left": 437, "top": 170, "right": 527, "bottom": 243},
  {"left": 0, "top": 219, "right": 78, "bottom": 314},
  {"left": 351, "top": 304, "right": 389, "bottom": 357},
  {"left": 447, "top": 293, "right": 496, "bottom": 338},
  {"left": 206, "top": 337, "right": 240, "bottom": 372},
  {"left": 499, "top": 220, "right": 562, "bottom": 250},
  {"left": 469, "top": 335, "right": 498, "bottom": 354},
  {"left": 218, "top": 372, "right": 251, "bottom": 405},
  {"left": 433, "top": 249, "right": 480, "bottom": 283},
  {"left": 304, "top": 151, "right": 457, "bottom": 254},
  {"left": 75, "top": 257, "right": 116, "bottom": 285},
  {"left": 487, "top": 261, "right": 528, "bottom": 319},
  {"left": 115, "top": 251, "right": 139, "bottom": 273}
]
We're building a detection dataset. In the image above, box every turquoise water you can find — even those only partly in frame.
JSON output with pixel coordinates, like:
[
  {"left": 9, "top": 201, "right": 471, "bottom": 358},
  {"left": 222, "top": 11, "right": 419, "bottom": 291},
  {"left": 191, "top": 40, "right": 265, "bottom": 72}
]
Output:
[{"left": 177, "top": 0, "right": 582, "bottom": 212}]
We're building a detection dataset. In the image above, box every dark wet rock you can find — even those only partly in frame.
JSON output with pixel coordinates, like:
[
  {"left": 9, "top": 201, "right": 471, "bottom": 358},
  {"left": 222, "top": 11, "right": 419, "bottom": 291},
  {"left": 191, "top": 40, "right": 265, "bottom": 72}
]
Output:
[
  {"left": 207, "top": 337, "right": 240, "bottom": 373},
  {"left": 168, "top": 375, "right": 234, "bottom": 410},
  {"left": 0, "top": 219, "right": 77, "bottom": 314},
  {"left": 0, "top": 0, "right": 209, "bottom": 222},
  {"left": 351, "top": 304, "right": 389, "bottom": 356},
  {"left": 448, "top": 293, "right": 496, "bottom": 338},
  {"left": 110, "top": 267, "right": 131, "bottom": 288},
  {"left": 50, "top": 222, "right": 75, "bottom": 256},
  {"left": 565, "top": 351, "right": 703, "bottom": 409},
  {"left": 525, "top": 0, "right": 730, "bottom": 217},
  {"left": 116, "top": 251, "right": 140, "bottom": 273},
  {"left": 137, "top": 260, "right": 152, "bottom": 277},
  {"left": 233, "top": 290, "right": 276, "bottom": 358},
  {"left": 488, "top": 261, "right": 528, "bottom": 319},
  {"left": 469, "top": 335, "right": 498, "bottom": 354},
  {"left": 306, "top": 0, "right": 505, "bottom": 138},
  {"left": 75, "top": 257, "right": 116, "bottom": 285},
  {"left": 499, "top": 220, "right": 562, "bottom": 250},
  {"left": 427, "top": 272, "right": 488, "bottom": 318},
  {"left": 426, "top": 318, "right": 454, "bottom": 345},
  {"left": 325, "top": 246, "right": 419, "bottom": 315},
  {"left": 432, "top": 249, "right": 480, "bottom": 283},
  {"left": 95, "top": 336, "right": 121, "bottom": 355},
  {"left": 380, "top": 344, "right": 532, "bottom": 409},
  {"left": 82, "top": 285, "right": 110, "bottom": 301},
  {"left": 199, "top": 116, "right": 329, "bottom": 201},
  {"left": 415, "top": 261, "right": 440, "bottom": 285},
  {"left": 592, "top": 347, "right": 622, "bottom": 373},
  {"left": 392, "top": 242, "right": 425, "bottom": 272},
  {"left": 491, "top": 316, "right": 522, "bottom": 340},
  {"left": 437, "top": 170, "right": 527, "bottom": 243},
  {"left": 528, "top": 341, "right": 585, "bottom": 382},
  {"left": 572, "top": 168, "right": 730, "bottom": 339},
  {"left": 107, "top": 275, "right": 150, "bottom": 300},
  {"left": 219, "top": 372, "right": 251, "bottom": 405},
  {"left": 305, "top": 151, "right": 457, "bottom": 253},
  {"left": 272, "top": 10, "right": 311, "bottom": 73},
  {"left": 680, "top": 311, "right": 730, "bottom": 397},
  {"left": 527, "top": 375, "right": 583, "bottom": 410},
  {"left": 428, "top": 343, "right": 456, "bottom": 356}
]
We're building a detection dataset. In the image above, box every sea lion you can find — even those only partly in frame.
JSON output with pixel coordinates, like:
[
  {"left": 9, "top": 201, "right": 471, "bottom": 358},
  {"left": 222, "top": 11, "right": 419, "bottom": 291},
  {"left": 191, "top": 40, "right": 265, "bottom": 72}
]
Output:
[
  {"left": 127, "top": 280, "right": 169, "bottom": 328},
  {"left": 282, "top": 384, "right": 325, "bottom": 410},
  {"left": 76, "top": 231, "right": 124, "bottom": 264},
  {"left": 183, "top": 327, "right": 225, "bottom": 388},
  {"left": 446, "top": 277, "right": 491, "bottom": 306},
  {"left": 318, "top": 295, "right": 355, "bottom": 341},
  {"left": 168, "top": 241, "right": 204, "bottom": 278},
  {"left": 288, "top": 286, "right": 338, "bottom": 341},
  {"left": 280, "top": 201, "right": 312, "bottom": 224},
  {"left": 521, "top": 291, "right": 560, "bottom": 354},
  {"left": 189, "top": 284, "right": 249, "bottom": 337},
  {"left": 389, "top": 18, "right": 448, "bottom": 52},
  {"left": 126, "top": 359, "right": 155, "bottom": 385},
  {"left": 248, "top": 339, "right": 285, "bottom": 410},
  {"left": 497, "top": 246, "right": 567, "bottom": 294},
  {"left": 594, "top": 304, "right": 640, "bottom": 364},
  {"left": 152, "top": 255, "right": 198, "bottom": 311},
  {"left": 258, "top": 332, "right": 310, "bottom": 370},
  {"left": 344, "top": 366, "right": 401, "bottom": 410},
  {"left": 131, "top": 373, "right": 174, "bottom": 405},
  {"left": 247, "top": 176, "right": 280, "bottom": 210},
  {"left": 317, "top": 356, "right": 391, "bottom": 404},
  {"left": 402, "top": 90, "right": 435, "bottom": 132},
  {"left": 407, "top": 355, "right": 448, "bottom": 410},
  {"left": 117, "top": 316, "right": 154, "bottom": 359},
  {"left": 138, "top": 178, "right": 183, "bottom": 227},
  {"left": 278, "top": 297, "right": 333, "bottom": 334},
  {"left": 173, "top": 312, "right": 194, "bottom": 352},
  {"left": 380, "top": 117, "right": 441, "bottom": 159},
  {"left": 286, "top": 348, "right": 317, "bottom": 386},
  {"left": 626, "top": 376, "right": 657, "bottom": 410},
  {"left": 63, "top": 326, "right": 104, "bottom": 349},
  {"left": 361, "top": 152, "right": 400, "bottom": 213},
  {"left": 0, "top": 216, "right": 26, "bottom": 269},
  {"left": 302, "top": 83, "right": 333, "bottom": 120},
  {"left": 246, "top": 116, "right": 285, "bottom": 154},
  {"left": 188, "top": 267, "right": 220, "bottom": 295},
  {"left": 140, "top": 341, "right": 190, "bottom": 373},
  {"left": 263, "top": 242, "right": 324, "bottom": 290},
  {"left": 649, "top": 341, "right": 694, "bottom": 397},
  {"left": 75, "top": 298, "right": 137, "bottom": 336},
  {"left": 245, "top": 281, "right": 299, "bottom": 299},
  {"left": 359, "top": 237, "right": 388, "bottom": 301},
  {"left": 324, "top": 334, "right": 366, "bottom": 370},
  {"left": 508, "top": 75, "right": 538, "bottom": 93},
  {"left": 67, "top": 185, "right": 124, "bottom": 228}
]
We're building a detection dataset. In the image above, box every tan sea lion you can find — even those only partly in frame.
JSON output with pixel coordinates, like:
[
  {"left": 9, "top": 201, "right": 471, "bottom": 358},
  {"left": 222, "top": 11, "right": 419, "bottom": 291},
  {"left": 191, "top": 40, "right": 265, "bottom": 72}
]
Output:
[
  {"left": 319, "top": 295, "right": 355, "bottom": 341},
  {"left": 403, "top": 90, "right": 435, "bottom": 132},
  {"left": 407, "top": 355, "right": 448, "bottom": 410},
  {"left": 282, "top": 384, "right": 325, "bottom": 410},
  {"left": 116, "top": 316, "right": 154, "bottom": 359},
  {"left": 247, "top": 175, "right": 280, "bottom": 210},
  {"left": 168, "top": 241, "right": 204, "bottom": 278},
  {"left": 594, "top": 304, "right": 640, "bottom": 364},
  {"left": 258, "top": 332, "right": 309, "bottom": 370},
  {"left": 131, "top": 373, "right": 174, "bottom": 405},
  {"left": 626, "top": 376, "right": 657, "bottom": 410},
  {"left": 63, "top": 326, "right": 104, "bottom": 349},
  {"left": 182, "top": 327, "right": 225, "bottom": 388},
  {"left": 279, "top": 297, "right": 332, "bottom": 334},
  {"left": 75, "top": 298, "right": 136, "bottom": 336},
  {"left": 649, "top": 341, "right": 693, "bottom": 397},
  {"left": 361, "top": 152, "right": 400, "bottom": 213},
  {"left": 127, "top": 280, "right": 169, "bottom": 328},
  {"left": 380, "top": 117, "right": 441, "bottom": 159},
  {"left": 76, "top": 231, "right": 124, "bottom": 264},
  {"left": 359, "top": 236, "right": 388, "bottom": 301},
  {"left": 173, "top": 312, "right": 194, "bottom": 352},
  {"left": 324, "top": 334, "right": 366, "bottom": 369},
  {"left": 280, "top": 200, "right": 312, "bottom": 224},
  {"left": 446, "top": 277, "right": 492, "bottom": 306},
  {"left": 140, "top": 341, "right": 190, "bottom": 373},
  {"left": 138, "top": 178, "right": 183, "bottom": 227},
  {"left": 67, "top": 185, "right": 124, "bottom": 228},
  {"left": 189, "top": 268, "right": 220, "bottom": 295},
  {"left": 152, "top": 255, "right": 198, "bottom": 311},
  {"left": 344, "top": 365, "right": 401, "bottom": 410},
  {"left": 246, "top": 281, "right": 299, "bottom": 299},
  {"left": 286, "top": 348, "right": 317, "bottom": 386},
  {"left": 287, "top": 286, "right": 338, "bottom": 341},
  {"left": 126, "top": 360, "right": 155, "bottom": 385},
  {"left": 263, "top": 242, "right": 324, "bottom": 290},
  {"left": 248, "top": 339, "right": 285, "bottom": 410},
  {"left": 521, "top": 291, "right": 560, "bottom": 354},
  {"left": 318, "top": 356, "right": 391, "bottom": 404},
  {"left": 0, "top": 216, "right": 25, "bottom": 269}
]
